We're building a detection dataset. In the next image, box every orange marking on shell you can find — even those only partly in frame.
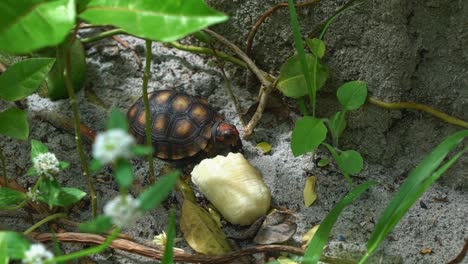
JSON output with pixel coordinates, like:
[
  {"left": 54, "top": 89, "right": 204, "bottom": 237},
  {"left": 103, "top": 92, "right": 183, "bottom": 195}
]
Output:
[
  {"left": 200, "top": 98, "right": 209, "bottom": 105},
  {"left": 202, "top": 125, "right": 211, "bottom": 140},
  {"left": 191, "top": 105, "right": 208, "bottom": 122},
  {"left": 175, "top": 119, "right": 193, "bottom": 138},
  {"left": 155, "top": 91, "right": 172, "bottom": 104},
  {"left": 137, "top": 111, "right": 146, "bottom": 126},
  {"left": 153, "top": 114, "right": 167, "bottom": 133},
  {"left": 128, "top": 105, "right": 137, "bottom": 119},
  {"left": 172, "top": 96, "right": 190, "bottom": 112}
]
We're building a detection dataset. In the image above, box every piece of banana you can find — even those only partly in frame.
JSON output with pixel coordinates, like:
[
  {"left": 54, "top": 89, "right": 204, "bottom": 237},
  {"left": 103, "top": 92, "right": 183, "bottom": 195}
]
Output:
[{"left": 191, "top": 152, "right": 271, "bottom": 225}]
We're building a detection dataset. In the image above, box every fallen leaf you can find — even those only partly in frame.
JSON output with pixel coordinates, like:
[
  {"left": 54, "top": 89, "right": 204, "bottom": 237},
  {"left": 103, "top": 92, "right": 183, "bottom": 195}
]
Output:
[
  {"left": 180, "top": 199, "right": 232, "bottom": 255},
  {"left": 257, "top": 142, "right": 272, "bottom": 154},
  {"left": 316, "top": 158, "right": 330, "bottom": 167},
  {"left": 208, "top": 206, "right": 222, "bottom": 228},
  {"left": 304, "top": 176, "right": 317, "bottom": 207},
  {"left": 302, "top": 224, "right": 320, "bottom": 246},
  {"left": 253, "top": 209, "right": 297, "bottom": 244},
  {"left": 420, "top": 248, "right": 433, "bottom": 254},
  {"left": 277, "top": 256, "right": 298, "bottom": 264}
]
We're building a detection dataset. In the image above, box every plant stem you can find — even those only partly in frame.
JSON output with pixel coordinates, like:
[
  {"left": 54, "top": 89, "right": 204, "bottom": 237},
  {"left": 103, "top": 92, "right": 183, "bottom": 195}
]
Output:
[
  {"left": 287, "top": 0, "right": 316, "bottom": 117},
  {"left": 80, "top": 28, "right": 126, "bottom": 44},
  {"left": 63, "top": 26, "right": 97, "bottom": 218},
  {"left": 368, "top": 97, "right": 468, "bottom": 129},
  {"left": 165, "top": 42, "right": 248, "bottom": 69},
  {"left": 45, "top": 228, "right": 121, "bottom": 263},
  {"left": 0, "top": 146, "right": 7, "bottom": 187},
  {"left": 23, "top": 213, "right": 67, "bottom": 235},
  {"left": 297, "top": 97, "right": 309, "bottom": 116},
  {"left": 142, "top": 40, "right": 155, "bottom": 184}
]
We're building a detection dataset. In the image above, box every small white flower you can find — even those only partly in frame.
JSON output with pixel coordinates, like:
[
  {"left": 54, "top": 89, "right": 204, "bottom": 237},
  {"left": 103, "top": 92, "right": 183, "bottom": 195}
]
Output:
[
  {"left": 33, "top": 152, "right": 60, "bottom": 179},
  {"left": 22, "top": 244, "right": 55, "bottom": 264},
  {"left": 103, "top": 194, "right": 141, "bottom": 228},
  {"left": 153, "top": 231, "right": 167, "bottom": 247},
  {"left": 27, "top": 187, "right": 40, "bottom": 202},
  {"left": 92, "top": 129, "right": 135, "bottom": 164}
]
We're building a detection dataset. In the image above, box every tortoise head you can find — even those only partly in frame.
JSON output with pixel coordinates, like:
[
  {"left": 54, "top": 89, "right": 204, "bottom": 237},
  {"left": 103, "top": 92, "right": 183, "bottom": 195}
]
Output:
[{"left": 213, "top": 122, "right": 242, "bottom": 150}]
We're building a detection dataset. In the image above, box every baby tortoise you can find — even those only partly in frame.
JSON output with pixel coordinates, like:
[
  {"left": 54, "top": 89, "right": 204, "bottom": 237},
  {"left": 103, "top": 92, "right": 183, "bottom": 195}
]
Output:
[{"left": 127, "top": 90, "right": 242, "bottom": 164}]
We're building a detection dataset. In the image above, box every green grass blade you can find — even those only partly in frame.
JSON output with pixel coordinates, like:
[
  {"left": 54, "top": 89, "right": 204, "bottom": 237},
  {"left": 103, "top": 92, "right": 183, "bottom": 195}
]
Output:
[
  {"left": 362, "top": 130, "right": 468, "bottom": 263},
  {"left": 287, "top": 0, "right": 315, "bottom": 115},
  {"left": 302, "top": 180, "right": 378, "bottom": 264},
  {"left": 161, "top": 208, "right": 176, "bottom": 264}
]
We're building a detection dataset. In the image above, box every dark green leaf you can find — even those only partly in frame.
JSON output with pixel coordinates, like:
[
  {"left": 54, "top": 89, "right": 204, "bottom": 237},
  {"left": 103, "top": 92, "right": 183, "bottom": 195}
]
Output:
[
  {"left": 0, "top": 58, "right": 55, "bottom": 101},
  {"left": 306, "top": 38, "right": 325, "bottom": 58},
  {"left": 161, "top": 208, "right": 176, "bottom": 264},
  {"left": 291, "top": 116, "right": 327, "bottom": 157},
  {"left": 59, "top": 161, "right": 69, "bottom": 170},
  {"left": 30, "top": 139, "right": 49, "bottom": 160},
  {"left": 303, "top": 180, "right": 378, "bottom": 264},
  {"left": 328, "top": 111, "right": 346, "bottom": 145},
  {"left": 107, "top": 107, "right": 128, "bottom": 131},
  {"left": 363, "top": 130, "right": 468, "bottom": 262},
  {"left": 0, "top": 108, "right": 28, "bottom": 140},
  {"left": 80, "top": 0, "right": 228, "bottom": 42},
  {"left": 38, "top": 178, "right": 61, "bottom": 208},
  {"left": 79, "top": 215, "right": 113, "bottom": 234},
  {"left": 130, "top": 145, "right": 153, "bottom": 156},
  {"left": 0, "top": 188, "right": 27, "bottom": 207},
  {"left": 138, "top": 170, "right": 180, "bottom": 212},
  {"left": 0, "top": 0, "right": 76, "bottom": 54},
  {"left": 192, "top": 31, "right": 213, "bottom": 44},
  {"left": 336, "top": 150, "right": 364, "bottom": 175},
  {"left": 317, "top": 158, "right": 330, "bottom": 167},
  {"left": 337, "top": 81, "right": 367, "bottom": 111},
  {"left": 89, "top": 159, "right": 103, "bottom": 172},
  {"left": 0, "top": 231, "right": 30, "bottom": 260},
  {"left": 0, "top": 237, "right": 7, "bottom": 264},
  {"left": 40, "top": 39, "right": 87, "bottom": 101},
  {"left": 114, "top": 159, "right": 133, "bottom": 189},
  {"left": 277, "top": 54, "right": 328, "bottom": 98},
  {"left": 55, "top": 187, "right": 86, "bottom": 207}
]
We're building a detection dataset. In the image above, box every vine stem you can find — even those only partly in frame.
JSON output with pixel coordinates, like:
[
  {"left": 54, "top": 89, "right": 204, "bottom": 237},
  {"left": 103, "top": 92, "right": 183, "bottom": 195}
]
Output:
[
  {"left": 0, "top": 146, "right": 7, "bottom": 187},
  {"left": 23, "top": 213, "right": 67, "bottom": 235},
  {"left": 44, "top": 228, "right": 121, "bottom": 264},
  {"left": 80, "top": 28, "right": 126, "bottom": 44},
  {"left": 142, "top": 40, "right": 155, "bottom": 183},
  {"left": 368, "top": 97, "right": 468, "bottom": 129},
  {"left": 63, "top": 25, "right": 97, "bottom": 218}
]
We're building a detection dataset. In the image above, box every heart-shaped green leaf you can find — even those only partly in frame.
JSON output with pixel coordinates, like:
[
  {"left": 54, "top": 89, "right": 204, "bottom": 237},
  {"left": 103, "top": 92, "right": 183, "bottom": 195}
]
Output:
[
  {"left": 0, "top": 188, "right": 27, "bottom": 207},
  {"left": 0, "top": 108, "right": 29, "bottom": 140},
  {"left": 291, "top": 116, "right": 327, "bottom": 157},
  {"left": 336, "top": 150, "right": 364, "bottom": 175},
  {"left": 80, "top": 0, "right": 228, "bottom": 42},
  {"left": 306, "top": 38, "right": 325, "bottom": 58},
  {"left": 0, "top": 0, "right": 76, "bottom": 54},
  {"left": 277, "top": 54, "right": 328, "bottom": 98},
  {"left": 337, "top": 80, "right": 368, "bottom": 111},
  {"left": 0, "top": 58, "right": 55, "bottom": 101}
]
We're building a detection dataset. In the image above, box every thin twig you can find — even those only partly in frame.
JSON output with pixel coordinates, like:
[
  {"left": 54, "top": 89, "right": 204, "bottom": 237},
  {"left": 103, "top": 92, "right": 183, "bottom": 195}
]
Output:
[
  {"left": 142, "top": 40, "right": 156, "bottom": 183},
  {"left": 447, "top": 239, "right": 468, "bottom": 264},
  {"left": 246, "top": 0, "right": 321, "bottom": 56},
  {"left": 165, "top": 42, "right": 248, "bottom": 69},
  {"left": 35, "top": 111, "right": 96, "bottom": 143},
  {"left": 368, "top": 97, "right": 468, "bottom": 129},
  {"left": 112, "top": 35, "right": 143, "bottom": 69},
  {"left": 63, "top": 25, "right": 97, "bottom": 218}
]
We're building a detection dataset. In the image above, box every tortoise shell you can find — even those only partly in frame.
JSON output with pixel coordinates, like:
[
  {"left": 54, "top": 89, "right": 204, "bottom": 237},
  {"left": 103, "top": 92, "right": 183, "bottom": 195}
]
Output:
[{"left": 127, "top": 90, "right": 224, "bottom": 161}]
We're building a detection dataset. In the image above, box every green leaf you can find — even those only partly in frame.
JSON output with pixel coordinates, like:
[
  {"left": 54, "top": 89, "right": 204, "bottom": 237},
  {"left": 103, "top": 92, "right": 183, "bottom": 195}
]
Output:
[
  {"left": 303, "top": 180, "right": 378, "bottom": 264},
  {"left": 192, "top": 31, "right": 213, "bottom": 44},
  {"left": 26, "top": 167, "right": 38, "bottom": 177},
  {"left": 161, "top": 208, "right": 176, "bottom": 264},
  {"left": 130, "top": 145, "right": 153, "bottom": 156},
  {"left": 0, "top": 231, "right": 30, "bottom": 260},
  {"left": 328, "top": 111, "right": 347, "bottom": 145},
  {"left": 0, "top": 237, "right": 8, "bottom": 264},
  {"left": 59, "top": 161, "right": 70, "bottom": 170},
  {"left": 80, "top": 0, "right": 228, "bottom": 42},
  {"left": 0, "top": 108, "right": 29, "bottom": 140},
  {"left": 30, "top": 139, "right": 49, "bottom": 160},
  {"left": 79, "top": 215, "right": 113, "bottom": 234},
  {"left": 336, "top": 150, "right": 364, "bottom": 175},
  {"left": 0, "top": 58, "right": 55, "bottom": 101},
  {"left": 291, "top": 116, "right": 327, "bottom": 157},
  {"left": 138, "top": 170, "right": 180, "bottom": 212},
  {"left": 39, "top": 39, "right": 87, "bottom": 101},
  {"left": 38, "top": 178, "right": 61, "bottom": 208},
  {"left": 89, "top": 159, "right": 103, "bottom": 172},
  {"left": 337, "top": 81, "right": 367, "bottom": 111},
  {"left": 0, "top": 0, "right": 76, "bottom": 54},
  {"left": 56, "top": 187, "right": 86, "bottom": 207},
  {"left": 277, "top": 53, "right": 328, "bottom": 98},
  {"left": 114, "top": 159, "right": 133, "bottom": 189},
  {"left": 361, "top": 130, "right": 468, "bottom": 263},
  {"left": 0, "top": 188, "right": 27, "bottom": 207},
  {"left": 306, "top": 38, "right": 325, "bottom": 58},
  {"left": 107, "top": 107, "right": 129, "bottom": 131}
]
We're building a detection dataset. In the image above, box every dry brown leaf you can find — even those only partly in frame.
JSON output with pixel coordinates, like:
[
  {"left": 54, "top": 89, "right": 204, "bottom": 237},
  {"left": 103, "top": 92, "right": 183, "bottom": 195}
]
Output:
[
  {"left": 304, "top": 176, "right": 317, "bottom": 207},
  {"left": 420, "top": 248, "right": 433, "bottom": 254},
  {"left": 180, "top": 199, "right": 232, "bottom": 255},
  {"left": 253, "top": 209, "right": 297, "bottom": 245}
]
